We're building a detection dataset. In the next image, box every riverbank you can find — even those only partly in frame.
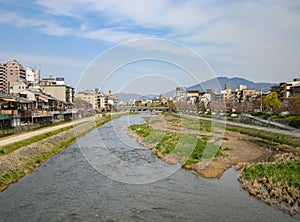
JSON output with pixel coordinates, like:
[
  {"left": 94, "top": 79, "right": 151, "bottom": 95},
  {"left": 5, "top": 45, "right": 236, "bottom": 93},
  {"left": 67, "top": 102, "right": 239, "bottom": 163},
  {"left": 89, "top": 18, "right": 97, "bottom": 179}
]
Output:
[
  {"left": 127, "top": 113, "right": 300, "bottom": 215},
  {"left": 237, "top": 153, "right": 300, "bottom": 216},
  {"left": 0, "top": 115, "right": 113, "bottom": 192},
  {"left": 0, "top": 114, "right": 295, "bottom": 222}
]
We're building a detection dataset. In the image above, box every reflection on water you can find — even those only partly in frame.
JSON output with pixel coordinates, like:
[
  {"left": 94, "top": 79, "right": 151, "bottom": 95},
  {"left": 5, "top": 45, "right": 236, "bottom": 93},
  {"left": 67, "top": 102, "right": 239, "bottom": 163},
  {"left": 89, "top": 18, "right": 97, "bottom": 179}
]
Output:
[{"left": 0, "top": 114, "right": 298, "bottom": 221}]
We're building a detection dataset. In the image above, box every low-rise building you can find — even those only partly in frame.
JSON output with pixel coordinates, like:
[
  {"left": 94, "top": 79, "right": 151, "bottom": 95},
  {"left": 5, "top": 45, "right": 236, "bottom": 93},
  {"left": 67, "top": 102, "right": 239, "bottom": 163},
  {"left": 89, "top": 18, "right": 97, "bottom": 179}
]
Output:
[
  {"left": 152, "top": 94, "right": 168, "bottom": 106},
  {"left": 0, "top": 93, "right": 20, "bottom": 128},
  {"left": 19, "top": 90, "right": 68, "bottom": 122},
  {"left": 9, "top": 80, "right": 28, "bottom": 95},
  {"left": 279, "top": 78, "right": 300, "bottom": 99},
  {"left": 75, "top": 89, "right": 106, "bottom": 112},
  {"left": 173, "top": 87, "right": 186, "bottom": 102},
  {"left": 40, "top": 75, "right": 74, "bottom": 108},
  {"left": 290, "top": 83, "right": 300, "bottom": 97}
]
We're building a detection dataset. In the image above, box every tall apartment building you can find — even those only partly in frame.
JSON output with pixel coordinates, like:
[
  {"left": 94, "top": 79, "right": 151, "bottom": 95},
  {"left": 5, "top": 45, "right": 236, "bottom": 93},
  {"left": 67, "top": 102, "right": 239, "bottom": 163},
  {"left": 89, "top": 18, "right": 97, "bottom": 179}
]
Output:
[
  {"left": 0, "top": 64, "right": 7, "bottom": 93},
  {"left": 0, "top": 60, "right": 26, "bottom": 93}
]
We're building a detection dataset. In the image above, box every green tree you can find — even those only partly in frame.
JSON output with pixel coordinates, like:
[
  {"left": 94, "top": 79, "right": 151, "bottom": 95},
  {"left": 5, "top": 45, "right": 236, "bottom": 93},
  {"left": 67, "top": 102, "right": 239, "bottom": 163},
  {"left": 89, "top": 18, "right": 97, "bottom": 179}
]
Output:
[{"left": 263, "top": 92, "right": 282, "bottom": 111}]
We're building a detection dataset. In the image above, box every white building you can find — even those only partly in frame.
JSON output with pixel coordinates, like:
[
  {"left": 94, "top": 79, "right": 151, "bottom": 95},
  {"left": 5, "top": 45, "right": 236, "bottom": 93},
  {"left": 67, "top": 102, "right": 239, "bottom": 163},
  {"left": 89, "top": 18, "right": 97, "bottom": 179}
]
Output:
[
  {"left": 174, "top": 87, "right": 186, "bottom": 102},
  {"left": 55, "top": 77, "right": 65, "bottom": 85},
  {"left": 279, "top": 78, "right": 300, "bottom": 99},
  {"left": 26, "top": 68, "right": 40, "bottom": 86}
]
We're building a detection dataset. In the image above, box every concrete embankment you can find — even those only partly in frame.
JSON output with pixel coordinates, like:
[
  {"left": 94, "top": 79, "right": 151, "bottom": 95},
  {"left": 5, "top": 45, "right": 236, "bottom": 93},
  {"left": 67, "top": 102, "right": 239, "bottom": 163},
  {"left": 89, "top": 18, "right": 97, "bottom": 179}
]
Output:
[
  {"left": 0, "top": 120, "right": 96, "bottom": 192},
  {"left": 238, "top": 113, "right": 300, "bottom": 131}
]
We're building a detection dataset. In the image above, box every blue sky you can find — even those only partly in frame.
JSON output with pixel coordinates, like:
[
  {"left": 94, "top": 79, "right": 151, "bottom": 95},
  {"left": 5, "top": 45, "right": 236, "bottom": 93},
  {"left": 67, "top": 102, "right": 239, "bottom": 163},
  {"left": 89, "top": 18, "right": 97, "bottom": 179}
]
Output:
[{"left": 0, "top": 0, "right": 300, "bottom": 94}]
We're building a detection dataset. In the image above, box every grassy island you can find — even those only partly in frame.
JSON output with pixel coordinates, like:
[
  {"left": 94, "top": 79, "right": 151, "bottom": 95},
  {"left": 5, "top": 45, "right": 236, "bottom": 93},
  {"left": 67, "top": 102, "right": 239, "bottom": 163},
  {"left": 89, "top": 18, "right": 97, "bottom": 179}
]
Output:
[{"left": 128, "top": 113, "right": 300, "bottom": 215}]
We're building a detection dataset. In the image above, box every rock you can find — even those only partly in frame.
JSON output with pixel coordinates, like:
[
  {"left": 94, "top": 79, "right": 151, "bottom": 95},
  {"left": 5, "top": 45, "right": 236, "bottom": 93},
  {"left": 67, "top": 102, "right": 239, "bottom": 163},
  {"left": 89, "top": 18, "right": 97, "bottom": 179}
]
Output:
[
  {"left": 235, "top": 162, "right": 250, "bottom": 170},
  {"left": 289, "top": 206, "right": 298, "bottom": 216},
  {"left": 265, "top": 198, "right": 271, "bottom": 205},
  {"left": 248, "top": 187, "right": 257, "bottom": 196},
  {"left": 257, "top": 194, "right": 262, "bottom": 199}
]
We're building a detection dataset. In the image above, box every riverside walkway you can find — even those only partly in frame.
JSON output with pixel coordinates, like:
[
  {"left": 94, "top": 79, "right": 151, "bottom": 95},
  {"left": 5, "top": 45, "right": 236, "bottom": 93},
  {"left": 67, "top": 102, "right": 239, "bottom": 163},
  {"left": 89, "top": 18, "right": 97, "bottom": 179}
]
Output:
[
  {"left": 0, "top": 117, "right": 94, "bottom": 147},
  {"left": 182, "top": 114, "right": 300, "bottom": 139}
]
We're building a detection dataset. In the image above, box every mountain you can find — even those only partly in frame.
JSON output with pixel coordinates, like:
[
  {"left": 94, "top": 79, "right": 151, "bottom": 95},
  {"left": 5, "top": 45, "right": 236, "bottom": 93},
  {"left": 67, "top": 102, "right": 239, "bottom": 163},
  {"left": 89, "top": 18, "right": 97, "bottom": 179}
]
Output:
[
  {"left": 187, "top": 77, "right": 275, "bottom": 92},
  {"left": 143, "top": 94, "right": 160, "bottom": 99},
  {"left": 163, "top": 89, "right": 176, "bottom": 98},
  {"left": 116, "top": 77, "right": 275, "bottom": 100},
  {"left": 115, "top": 92, "right": 142, "bottom": 101},
  {"left": 116, "top": 93, "right": 161, "bottom": 100}
]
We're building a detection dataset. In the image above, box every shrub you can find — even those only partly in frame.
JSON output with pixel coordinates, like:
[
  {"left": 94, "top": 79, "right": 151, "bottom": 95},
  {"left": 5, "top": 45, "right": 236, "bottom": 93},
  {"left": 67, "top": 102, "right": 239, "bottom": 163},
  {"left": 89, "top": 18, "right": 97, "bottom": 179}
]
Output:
[{"left": 279, "top": 111, "right": 290, "bottom": 118}]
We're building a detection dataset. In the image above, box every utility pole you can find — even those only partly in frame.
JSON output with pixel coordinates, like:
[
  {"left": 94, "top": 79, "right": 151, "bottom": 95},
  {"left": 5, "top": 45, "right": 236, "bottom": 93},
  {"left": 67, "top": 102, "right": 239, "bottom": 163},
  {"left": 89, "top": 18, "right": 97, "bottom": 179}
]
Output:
[{"left": 260, "top": 90, "right": 263, "bottom": 112}]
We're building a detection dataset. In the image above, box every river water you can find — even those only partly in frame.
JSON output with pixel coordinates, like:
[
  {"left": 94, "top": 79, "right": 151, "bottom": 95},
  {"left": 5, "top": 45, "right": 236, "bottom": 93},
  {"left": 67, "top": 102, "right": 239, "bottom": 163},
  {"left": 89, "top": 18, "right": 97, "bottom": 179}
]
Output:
[{"left": 0, "top": 114, "right": 298, "bottom": 221}]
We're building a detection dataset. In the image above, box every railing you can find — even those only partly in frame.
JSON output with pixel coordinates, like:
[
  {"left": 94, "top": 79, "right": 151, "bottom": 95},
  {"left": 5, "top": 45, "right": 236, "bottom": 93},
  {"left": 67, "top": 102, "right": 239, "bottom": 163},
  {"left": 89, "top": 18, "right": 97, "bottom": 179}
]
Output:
[
  {"left": 35, "top": 110, "right": 52, "bottom": 117},
  {"left": 0, "top": 110, "right": 18, "bottom": 115},
  {"left": 0, "top": 109, "right": 77, "bottom": 119},
  {"left": 20, "top": 110, "right": 52, "bottom": 118}
]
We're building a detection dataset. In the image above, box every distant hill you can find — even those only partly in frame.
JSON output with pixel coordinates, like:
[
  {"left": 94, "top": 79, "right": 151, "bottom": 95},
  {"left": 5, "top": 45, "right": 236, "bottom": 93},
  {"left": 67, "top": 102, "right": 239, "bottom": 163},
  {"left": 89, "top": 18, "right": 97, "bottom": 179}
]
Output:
[
  {"left": 164, "top": 90, "right": 176, "bottom": 98},
  {"left": 187, "top": 77, "right": 275, "bottom": 92},
  {"left": 115, "top": 92, "right": 142, "bottom": 101},
  {"left": 143, "top": 94, "right": 160, "bottom": 99},
  {"left": 116, "top": 92, "right": 160, "bottom": 100},
  {"left": 116, "top": 77, "right": 275, "bottom": 100}
]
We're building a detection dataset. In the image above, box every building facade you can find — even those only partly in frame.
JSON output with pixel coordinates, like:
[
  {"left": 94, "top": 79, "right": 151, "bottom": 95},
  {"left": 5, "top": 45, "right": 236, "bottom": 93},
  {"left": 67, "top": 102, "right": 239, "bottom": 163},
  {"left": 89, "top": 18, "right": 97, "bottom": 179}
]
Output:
[
  {"left": 40, "top": 75, "right": 74, "bottom": 108},
  {"left": 26, "top": 67, "right": 40, "bottom": 86},
  {"left": 279, "top": 78, "right": 300, "bottom": 99},
  {"left": 75, "top": 89, "right": 106, "bottom": 111},
  {"left": 0, "top": 60, "right": 26, "bottom": 93},
  {"left": 9, "top": 80, "right": 28, "bottom": 95}
]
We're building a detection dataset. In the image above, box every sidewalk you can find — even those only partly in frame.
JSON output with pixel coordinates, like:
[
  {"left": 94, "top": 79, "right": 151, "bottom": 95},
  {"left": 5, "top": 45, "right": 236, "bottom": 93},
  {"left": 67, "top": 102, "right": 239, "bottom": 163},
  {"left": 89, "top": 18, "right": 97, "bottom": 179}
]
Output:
[
  {"left": 0, "top": 117, "right": 94, "bottom": 147},
  {"left": 182, "top": 114, "right": 300, "bottom": 139}
]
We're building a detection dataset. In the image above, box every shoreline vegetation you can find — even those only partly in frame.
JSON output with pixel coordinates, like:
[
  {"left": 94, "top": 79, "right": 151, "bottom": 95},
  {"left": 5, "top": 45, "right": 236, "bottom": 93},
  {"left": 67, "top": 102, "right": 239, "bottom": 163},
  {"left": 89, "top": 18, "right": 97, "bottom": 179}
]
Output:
[
  {"left": 0, "top": 114, "right": 119, "bottom": 192},
  {"left": 237, "top": 153, "right": 300, "bottom": 216},
  {"left": 128, "top": 113, "right": 300, "bottom": 216}
]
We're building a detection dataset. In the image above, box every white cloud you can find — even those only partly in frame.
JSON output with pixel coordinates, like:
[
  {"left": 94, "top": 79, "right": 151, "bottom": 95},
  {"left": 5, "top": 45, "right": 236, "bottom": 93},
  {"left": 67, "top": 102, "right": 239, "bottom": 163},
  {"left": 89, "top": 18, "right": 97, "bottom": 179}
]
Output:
[
  {"left": 0, "top": 12, "right": 43, "bottom": 27},
  {"left": 36, "top": 0, "right": 219, "bottom": 32},
  {"left": 179, "top": 1, "right": 300, "bottom": 82},
  {"left": 0, "top": 12, "right": 71, "bottom": 36},
  {"left": 80, "top": 28, "right": 149, "bottom": 43},
  {"left": 0, "top": 11, "right": 147, "bottom": 43},
  {"left": 1, "top": 0, "right": 299, "bottom": 83}
]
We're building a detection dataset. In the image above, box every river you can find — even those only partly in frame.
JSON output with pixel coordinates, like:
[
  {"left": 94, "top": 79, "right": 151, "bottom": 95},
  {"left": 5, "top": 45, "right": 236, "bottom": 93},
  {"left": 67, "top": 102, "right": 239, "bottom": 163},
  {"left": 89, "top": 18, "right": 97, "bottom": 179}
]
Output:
[{"left": 0, "top": 114, "right": 298, "bottom": 221}]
